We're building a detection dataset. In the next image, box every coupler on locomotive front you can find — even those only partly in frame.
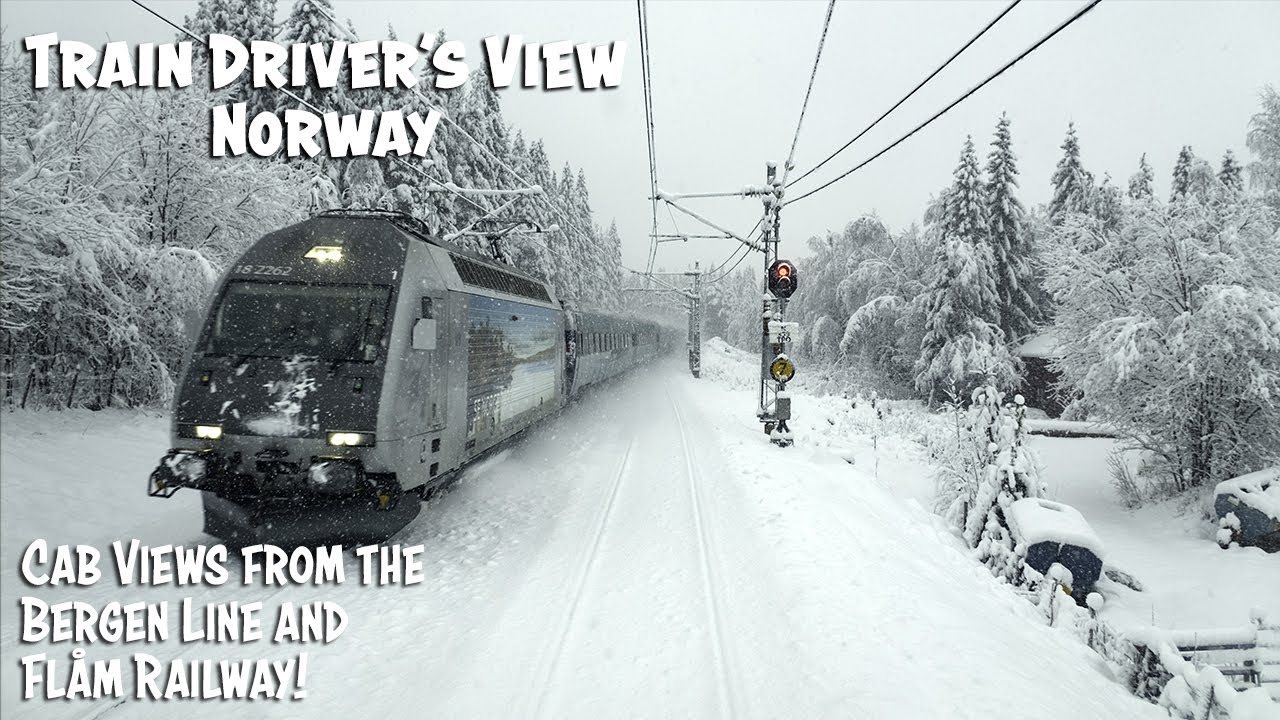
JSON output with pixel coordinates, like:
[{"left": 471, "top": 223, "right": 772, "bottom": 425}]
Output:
[{"left": 149, "top": 431, "right": 419, "bottom": 546}]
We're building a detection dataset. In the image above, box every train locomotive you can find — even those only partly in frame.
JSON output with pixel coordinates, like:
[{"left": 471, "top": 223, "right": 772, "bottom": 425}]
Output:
[{"left": 149, "top": 209, "right": 677, "bottom": 544}]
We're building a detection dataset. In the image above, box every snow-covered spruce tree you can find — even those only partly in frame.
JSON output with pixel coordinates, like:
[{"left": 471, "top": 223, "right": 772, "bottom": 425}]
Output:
[
  {"left": 280, "top": 0, "right": 342, "bottom": 114},
  {"left": 1170, "top": 145, "right": 1194, "bottom": 201},
  {"left": 451, "top": 57, "right": 513, "bottom": 233},
  {"left": 1091, "top": 173, "right": 1125, "bottom": 232},
  {"left": 375, "top": 23, "right": 425, "bottom": 217},
  {"left": 1044, "top": 187, "right": 1280, "bottom": 493},
  {"left": 186, "top": 0, "right": 279, "bottom": 117},
  {"left": 280, "top": 0, "right": 352, "bottom": 199},
  {"left": 1128, "top": 153, "right": 1154, "bottom": 201},
  {"left": 1219, "top": 149, "right": 1244, "bottom": 191},
  {"left": 984, "top": 113, "right": 1037, "bottom": 342},
  {"left": 1048, "top": 122, "right": 1095, "bottom": 222},
  {"left": 1186, "top": 157, "right": 1218, "bottom": 202},
  {"left": 601, "top": 220, "right": 625, "bottom": 312},
  {"left": 915, "top": 137, "right": 1016, "bottom": 401},
  {"left": 412, "top": 29, "right": 462, "bottom": 234}
]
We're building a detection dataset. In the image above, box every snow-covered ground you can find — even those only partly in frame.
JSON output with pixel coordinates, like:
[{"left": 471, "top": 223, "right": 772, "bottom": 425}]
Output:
[
  {"left": 1034, "top": 436, "right": 1280, "bottom": 632},
  {"left": 1, "top": 343, "right": 1269, "bottom": 719}
]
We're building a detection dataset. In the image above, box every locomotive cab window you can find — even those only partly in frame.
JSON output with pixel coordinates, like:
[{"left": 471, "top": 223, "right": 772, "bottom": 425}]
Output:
[
  {"left": 205, "top": 281, "right": 390, "bottom": 362},
  {"left": 421, "top": 297, "right": 434, "bottom": 318}
]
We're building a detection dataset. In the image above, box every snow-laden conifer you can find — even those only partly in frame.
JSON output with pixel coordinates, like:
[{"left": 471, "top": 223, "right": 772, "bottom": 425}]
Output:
[
  {"left": 915, "top": 137, "right": 1014, "bottom": 400},
  {"left": 1048, "top": 123, "right": 1094, "bottom": 221},
  {"left": 984, "top": 113, "right": 1037, "bottom": 342},
  {"left": 1127, "top": 153, "right": 1154, "bottom": 201}
]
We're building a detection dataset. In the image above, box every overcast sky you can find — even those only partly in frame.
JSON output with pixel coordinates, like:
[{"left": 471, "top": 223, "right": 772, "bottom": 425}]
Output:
[{"left": 4, "top": 0, "right": 1278, "bottom": 275}]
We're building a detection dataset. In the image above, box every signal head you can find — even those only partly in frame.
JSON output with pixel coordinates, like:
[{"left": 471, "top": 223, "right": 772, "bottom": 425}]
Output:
[{"left": 768, "top": 259, "right": 798, "bottom": 299}]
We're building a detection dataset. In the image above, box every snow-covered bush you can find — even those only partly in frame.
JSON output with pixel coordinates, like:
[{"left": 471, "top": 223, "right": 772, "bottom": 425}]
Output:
[
  {"left": 933, "top": 383, "right": 1044, "bottom": 584},
  {"left": 1045, "top": 189, "right": 1280, "bottom": 494}
]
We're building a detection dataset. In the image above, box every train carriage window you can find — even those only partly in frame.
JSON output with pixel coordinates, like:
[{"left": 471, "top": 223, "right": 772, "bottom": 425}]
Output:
[{"left": 420, "top": 297, "right": 434, "bottom": 318}]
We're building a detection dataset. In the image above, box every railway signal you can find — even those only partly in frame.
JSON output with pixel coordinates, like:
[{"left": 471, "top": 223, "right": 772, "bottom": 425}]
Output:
[{"left": 767, "top": 259, "right": 797, "bottom": 299}]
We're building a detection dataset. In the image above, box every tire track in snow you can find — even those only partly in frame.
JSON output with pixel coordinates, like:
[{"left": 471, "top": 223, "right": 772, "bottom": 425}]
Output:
[
  {"left": 528, "top": 436, "right": 636, "bottom": 719},
  {"left": 669, "top": 386, "right": 741, "bottom": 720}
]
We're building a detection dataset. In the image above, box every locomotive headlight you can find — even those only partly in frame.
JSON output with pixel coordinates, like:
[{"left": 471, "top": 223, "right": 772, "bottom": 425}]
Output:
[
  {"left": 196, "top": 425, "right": 223, "bottom": 439},
  {"left": 179, "top": 424, "right": 223, "bottom": 440},
  {"left": 305, "top": 245, "right": 343, "bottom": 262},
  {"left": 328, "top": 431, "right": 375, "bottom": 447}
]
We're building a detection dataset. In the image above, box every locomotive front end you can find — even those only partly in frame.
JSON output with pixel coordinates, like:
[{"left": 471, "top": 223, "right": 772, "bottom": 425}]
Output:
[{"left": 149, "top": 215, "right": 420, "bottom": 545}]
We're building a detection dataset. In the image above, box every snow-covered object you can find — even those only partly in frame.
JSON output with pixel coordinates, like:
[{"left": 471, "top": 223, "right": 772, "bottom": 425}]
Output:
[
  {"left": 1127, "top": 628, "right": 1279, "bottom": 720},
  {"left": 1008, "top": 498, "right": 1106, "bottom": 559},
  {"left": 1215, "top": 467, "right": 1280, "bottom": 551},
  {"left": 1016, "top": 332, "right": 1062, "bottom": 359},
  {"left": 1024, "top": 418, "right": 1121, "bottom": 438},
  {"left": 1008, "top": 498, "right": 1105, "bottom": 596}
]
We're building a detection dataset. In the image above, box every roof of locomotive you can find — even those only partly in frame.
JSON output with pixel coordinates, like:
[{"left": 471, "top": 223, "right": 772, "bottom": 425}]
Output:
[{"left": 313, "top": 209, "right": 553, "bottom": 288}]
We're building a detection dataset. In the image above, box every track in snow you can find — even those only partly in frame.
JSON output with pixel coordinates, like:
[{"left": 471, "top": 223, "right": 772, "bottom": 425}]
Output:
[
  {"left": 1, "top": 360, "right": 1173, "bottom": 720},
  {"left": 527, "top": 437, "right": 635, "bottom": 718},
  {"left": 669, "top": 384, "right": 740, "bottom": 719}
]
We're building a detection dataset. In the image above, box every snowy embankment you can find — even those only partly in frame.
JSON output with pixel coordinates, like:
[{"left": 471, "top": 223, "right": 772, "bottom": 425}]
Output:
[
  {"left": 709, "top": 337, "right": 1279, "bottom": 712},
  {"left": 0, "top": 348, "right": 1251, "bottom": 719}
]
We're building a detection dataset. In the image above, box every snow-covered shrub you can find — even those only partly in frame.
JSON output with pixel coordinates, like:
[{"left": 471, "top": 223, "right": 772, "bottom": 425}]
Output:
[
  {"left": 808, "top": 315, "right": 840, "bottom": 364},
  {"left": 1107, "top": 450, "right": 1144, "bottom": 509},
  {"left": 932, "top": 383, "right": 1044, "bottom": 584},
  {"left": 1045, "top": 190, "right": 1280, "bottom": 494}
]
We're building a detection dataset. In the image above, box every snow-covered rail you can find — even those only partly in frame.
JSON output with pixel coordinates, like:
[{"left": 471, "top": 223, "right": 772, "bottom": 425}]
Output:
[{"left": 669, "top": 386, "right": 742, "bottom": 719}]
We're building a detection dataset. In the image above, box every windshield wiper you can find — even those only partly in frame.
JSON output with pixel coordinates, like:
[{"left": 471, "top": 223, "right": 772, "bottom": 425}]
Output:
[{"left": 229, "top": 324, "right": 301, "bottom": 368}]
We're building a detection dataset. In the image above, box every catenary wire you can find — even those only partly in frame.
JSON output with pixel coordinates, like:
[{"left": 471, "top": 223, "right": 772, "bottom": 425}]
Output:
[
  {"left": 780, "top": 0, "right": 837, "bottom": 186},
  {"left": 637, "top": 0, "right": 662, "bottom": 275},
  {"left": 787, "top": 0, "right": 1022, "bottom": 189},
  {"left": 786, "top": 0, "right": 1103, "bottom": 207}
]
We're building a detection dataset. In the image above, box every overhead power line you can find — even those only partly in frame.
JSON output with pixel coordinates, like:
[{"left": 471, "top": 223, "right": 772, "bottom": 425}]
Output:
[
  {"left": 786, "top": 0, "right": 1103, "bottom": 207},
  {"left": 637, "top": 0, "right": 662, "bottom": 275},
  {"left": 780, "top": 0, "right": 837, "bottom": 186},
  {"left": 788, "top": 0, "right": 1022, "bottom": 189}
]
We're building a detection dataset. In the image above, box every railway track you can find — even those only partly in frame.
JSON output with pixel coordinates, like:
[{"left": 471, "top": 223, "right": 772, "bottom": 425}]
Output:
[
  {"left": 527, "top": 437, "right": 636, "bottom": 719},
  {"left": 669, "top": 386, "right": 743, "bottom": 720}
]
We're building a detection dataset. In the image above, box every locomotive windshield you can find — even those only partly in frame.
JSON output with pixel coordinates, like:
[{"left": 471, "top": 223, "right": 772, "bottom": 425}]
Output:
[{"left": 204, "top": 281, "right": 391, "bottom": 362}]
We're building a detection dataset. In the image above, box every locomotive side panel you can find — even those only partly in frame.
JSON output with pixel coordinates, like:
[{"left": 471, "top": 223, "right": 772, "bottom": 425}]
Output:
[
  {"left": 464, "top": 294, "right": 562, "bottom": 459},
  {"left": 376, "top": 240, "right": 452, "bottom": 492}
]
